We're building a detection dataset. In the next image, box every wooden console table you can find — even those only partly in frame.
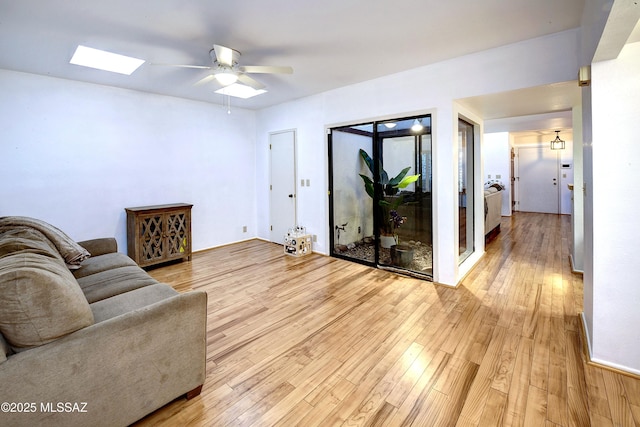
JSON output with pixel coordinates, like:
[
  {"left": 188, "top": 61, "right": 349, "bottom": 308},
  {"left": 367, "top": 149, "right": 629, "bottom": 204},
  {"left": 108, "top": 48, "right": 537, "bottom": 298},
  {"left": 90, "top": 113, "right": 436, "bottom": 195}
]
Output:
[{"left": 125, "top": 203, "right": 193, "bottom": 268}]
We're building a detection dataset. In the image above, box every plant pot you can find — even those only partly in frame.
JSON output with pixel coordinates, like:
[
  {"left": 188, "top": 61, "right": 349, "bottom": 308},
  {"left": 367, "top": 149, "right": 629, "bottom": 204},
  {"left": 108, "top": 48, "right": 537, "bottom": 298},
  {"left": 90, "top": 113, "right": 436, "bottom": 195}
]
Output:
[
  {"left": 390, "top": 244, "right": 414, "bottom": 267},
  {"left": 380, "top": 235, "right": 397, "bottom": 249}
]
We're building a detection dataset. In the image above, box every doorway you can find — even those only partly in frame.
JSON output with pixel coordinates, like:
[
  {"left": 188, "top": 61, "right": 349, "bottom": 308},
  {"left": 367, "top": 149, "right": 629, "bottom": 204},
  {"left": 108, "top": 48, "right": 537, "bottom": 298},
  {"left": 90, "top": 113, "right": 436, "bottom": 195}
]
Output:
[
  {"left": 328, "top": 115, "right": 433, "bottom": 278},
  {"left": 269, "top": 130, "right": 297, "bottom": 244},
  {"left": 516, "top": 145, "right": 559, "bottom": 213}
]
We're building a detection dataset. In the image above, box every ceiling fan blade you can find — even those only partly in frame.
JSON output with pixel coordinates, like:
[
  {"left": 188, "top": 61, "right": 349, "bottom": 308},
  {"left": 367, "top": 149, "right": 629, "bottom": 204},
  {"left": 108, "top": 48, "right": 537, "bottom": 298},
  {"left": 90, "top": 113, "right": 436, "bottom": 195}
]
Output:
[
  {"left": 194, "top": 74, "right": 216, "bottom": 86},
  {"left": 239, "top": 65, "right": 293, "bottom": 74},
  {"left": 213, "top": 44, "right": 239, "bottom": 66},
  {"left": 153, "top": 63, "right": 212, "bottom": 69},
  {"left": 237, "top": 74, "right": 266, "bottom": 90}
]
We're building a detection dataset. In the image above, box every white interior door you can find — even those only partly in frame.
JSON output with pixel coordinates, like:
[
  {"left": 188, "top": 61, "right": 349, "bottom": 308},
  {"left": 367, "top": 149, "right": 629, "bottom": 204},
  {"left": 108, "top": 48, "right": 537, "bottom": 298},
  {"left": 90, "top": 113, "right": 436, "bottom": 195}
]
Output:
[
  {"left": 516, "top": 146, "right": 559, "bottom": 213},
  {"left": 269, "top": 130, "right": 296, "bottom": 244}
]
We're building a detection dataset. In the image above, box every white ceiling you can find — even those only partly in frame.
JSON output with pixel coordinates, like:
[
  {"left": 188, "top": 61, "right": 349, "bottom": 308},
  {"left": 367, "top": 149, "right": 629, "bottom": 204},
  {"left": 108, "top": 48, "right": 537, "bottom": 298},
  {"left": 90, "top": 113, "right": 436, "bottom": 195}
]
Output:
[
  {"left": 458, "top": 81, "right": 581, "bottom": 137},
  {"left": 6, "top": 0, "right": 620, "bottom": 142},
  {"left": 1, "top": 0, "right": 586, "bottom": 116}
]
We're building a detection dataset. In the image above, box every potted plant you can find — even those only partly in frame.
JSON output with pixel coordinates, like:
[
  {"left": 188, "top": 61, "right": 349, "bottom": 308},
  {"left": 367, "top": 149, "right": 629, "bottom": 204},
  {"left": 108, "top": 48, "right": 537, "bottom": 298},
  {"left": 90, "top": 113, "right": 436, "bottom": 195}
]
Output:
[{"left": 358, "top": 149, "right": 419, "bottom": 250}]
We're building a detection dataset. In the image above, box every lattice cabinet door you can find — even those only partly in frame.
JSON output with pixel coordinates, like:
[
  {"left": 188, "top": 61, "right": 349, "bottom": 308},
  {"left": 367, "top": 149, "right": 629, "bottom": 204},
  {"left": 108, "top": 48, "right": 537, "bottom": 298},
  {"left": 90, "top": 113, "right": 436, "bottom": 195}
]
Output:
[
  {"left": 165, "top": 211, "right": 190, "bottom": 261},
  {"left": 126, "top": 203, "right": 193, "bottom": 268},
  {"left": 139, "top": 213, "right": 165, "bottom": 265}
]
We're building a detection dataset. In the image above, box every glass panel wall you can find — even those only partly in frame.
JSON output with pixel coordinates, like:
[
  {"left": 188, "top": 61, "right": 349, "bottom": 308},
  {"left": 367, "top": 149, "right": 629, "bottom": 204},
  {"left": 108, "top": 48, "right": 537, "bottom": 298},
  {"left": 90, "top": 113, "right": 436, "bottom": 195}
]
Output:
[
  {"left": 329, "top": 115, "right": 432, "bottom": 278},
  {"left": 329, "top": 123, "right": 375, "bottom": 264},
  {"left": 458, "top": 118, "right": 474, "bottom": 263}
]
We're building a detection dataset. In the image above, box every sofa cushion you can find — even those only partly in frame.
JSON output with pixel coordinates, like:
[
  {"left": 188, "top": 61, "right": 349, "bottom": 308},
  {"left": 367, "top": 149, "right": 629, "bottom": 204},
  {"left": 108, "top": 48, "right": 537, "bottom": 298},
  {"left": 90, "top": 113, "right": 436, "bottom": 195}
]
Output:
[
  {"left": 0, "top": 333, "right": 12, "bottom": 364},
  {"left": 0, "top": 228, "right": 66, "bottom": 265},
  {"left": 90, "top": 283, "right": 179, "bottom": 323},
  {"left": 0, "top": 252, "right": 94, "bottom": 351},
  {"left": 77, "top": 237, "right": 118, "bottom": 257},
  {"left": 72, "top": 252, "right": 138, "bottom": 279},
  {"left": 77, "top": 265, "right": 159, "bottom": 304}
]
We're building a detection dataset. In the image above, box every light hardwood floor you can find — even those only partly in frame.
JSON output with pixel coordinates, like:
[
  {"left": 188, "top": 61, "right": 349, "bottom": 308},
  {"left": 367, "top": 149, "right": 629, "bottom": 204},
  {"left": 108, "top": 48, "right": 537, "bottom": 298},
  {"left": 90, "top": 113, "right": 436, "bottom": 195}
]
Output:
[{"left": 135, "top": 212, "right": 640, "bottom": 426}]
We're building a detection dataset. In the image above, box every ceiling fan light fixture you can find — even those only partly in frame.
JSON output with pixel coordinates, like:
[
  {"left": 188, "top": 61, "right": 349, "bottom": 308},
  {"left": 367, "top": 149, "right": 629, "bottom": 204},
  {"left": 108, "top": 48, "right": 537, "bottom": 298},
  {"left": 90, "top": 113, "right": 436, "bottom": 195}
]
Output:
[{"left": 213, "top": 70, "right": 238, "bottom": 86}]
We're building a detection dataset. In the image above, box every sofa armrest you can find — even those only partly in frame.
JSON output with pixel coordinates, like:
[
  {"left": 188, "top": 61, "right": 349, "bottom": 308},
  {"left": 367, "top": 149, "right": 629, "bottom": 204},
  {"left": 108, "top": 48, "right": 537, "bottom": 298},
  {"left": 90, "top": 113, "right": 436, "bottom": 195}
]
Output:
[
  {"left": 77, "top": 238, "right": 117, "bottom": 256},
  {"left": 0, "top": 290, "right": 207, "bottom": 427}
]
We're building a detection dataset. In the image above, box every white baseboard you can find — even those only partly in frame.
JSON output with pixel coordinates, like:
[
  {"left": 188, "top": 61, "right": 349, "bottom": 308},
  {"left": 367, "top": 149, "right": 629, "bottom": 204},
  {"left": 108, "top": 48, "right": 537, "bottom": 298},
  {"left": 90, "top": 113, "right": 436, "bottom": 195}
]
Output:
[
  {"left": 579, "top": 312, "right": 593, "bottom": 360},
  {"left": 579, "top": 312, "right": 640, "bottom": 379},
  {"left": 569, "top": 255, "right": 584, "bottom": 274}
]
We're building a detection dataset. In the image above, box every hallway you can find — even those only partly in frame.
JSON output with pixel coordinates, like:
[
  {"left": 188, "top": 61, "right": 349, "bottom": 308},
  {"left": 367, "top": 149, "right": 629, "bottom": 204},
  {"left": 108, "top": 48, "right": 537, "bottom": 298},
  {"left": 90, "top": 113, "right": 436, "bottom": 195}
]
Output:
[{"left": 472, "top": 212, "right": 638, "bottom": 426}]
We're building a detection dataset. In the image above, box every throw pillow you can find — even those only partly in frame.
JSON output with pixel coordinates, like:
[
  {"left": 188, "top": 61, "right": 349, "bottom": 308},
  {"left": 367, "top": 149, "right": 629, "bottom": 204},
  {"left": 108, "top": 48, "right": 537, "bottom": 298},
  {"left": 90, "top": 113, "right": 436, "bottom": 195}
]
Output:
[{"left": 0, "top": 252, "right": 94, "bottom": 351}]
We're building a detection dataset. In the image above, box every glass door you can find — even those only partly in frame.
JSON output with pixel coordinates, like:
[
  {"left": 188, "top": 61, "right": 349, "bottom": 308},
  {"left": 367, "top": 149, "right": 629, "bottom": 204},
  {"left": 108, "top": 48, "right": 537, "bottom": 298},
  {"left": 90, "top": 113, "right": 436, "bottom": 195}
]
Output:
[
  {"left": 329, "top": 115, "right": 432, "bottom": 278},
  {"left": 329, "top": 122, "right": 375, "bottom": 265},
  {"left": 458, "top": 118, "right": 474, "bottom": 263}
]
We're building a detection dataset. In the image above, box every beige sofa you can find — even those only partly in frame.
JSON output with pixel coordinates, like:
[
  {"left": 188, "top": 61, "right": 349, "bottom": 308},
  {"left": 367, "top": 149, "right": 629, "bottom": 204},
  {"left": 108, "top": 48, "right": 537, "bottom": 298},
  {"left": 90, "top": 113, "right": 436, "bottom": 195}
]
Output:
[
  {"left": 0, "top": 216, "right": 207, "bottom": 427},
  {"left": 484, "top": 187, "right": 503, "bottom": 236}
]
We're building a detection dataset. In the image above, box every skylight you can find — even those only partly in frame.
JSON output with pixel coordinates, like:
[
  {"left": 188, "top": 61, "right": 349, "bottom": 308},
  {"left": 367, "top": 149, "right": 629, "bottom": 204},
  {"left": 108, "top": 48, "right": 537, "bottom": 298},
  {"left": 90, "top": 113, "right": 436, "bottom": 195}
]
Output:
[
  {"left": 215, "top": 83, "right": 267, "bottom": 99},
  {"left": 70, "top": 45, "right": 145, "bottom": 75}
]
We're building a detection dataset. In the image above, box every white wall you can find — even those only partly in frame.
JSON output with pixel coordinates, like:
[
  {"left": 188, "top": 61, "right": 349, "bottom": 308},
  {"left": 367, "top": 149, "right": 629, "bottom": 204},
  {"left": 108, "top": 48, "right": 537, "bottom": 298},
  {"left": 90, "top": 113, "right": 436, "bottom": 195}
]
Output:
[
  {"left": 483, "top": 132, "right": 512, "bottom": 216},
  {"left": 571, "top": 105, "right": 584, "bottom": 272},
  {"left": 256, "top": 29, "right": 579, "bottom": 286},
  {"left": 0, "top": 69, "right": 257, "bottom": 253},
  {"left": 256, "top": 95, "right": 327, "bottom": 253},
  {"left": 586, "top": 41, "right": 640, "bottom": 375}
]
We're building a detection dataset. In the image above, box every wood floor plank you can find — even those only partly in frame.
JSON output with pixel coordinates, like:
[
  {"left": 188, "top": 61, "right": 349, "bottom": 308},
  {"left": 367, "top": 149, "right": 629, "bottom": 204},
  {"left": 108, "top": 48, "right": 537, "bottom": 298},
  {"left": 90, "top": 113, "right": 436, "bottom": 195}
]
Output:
[
  {"left": 547, "top": 316, "right": 569, "bottom": 426},
  {"left": 622, "top": 375, "right": 640, "bottom": 407},
  {"left": 409, "top": 388, "right": 450, "bottom": 427},
  {"left": 504, "top": 336, "right": 534, "bottom": 426},
  {"left": 601, "top": 369, "right": 636, "bottom": 427},
  {"left": 491, "top": 329, "right": 520, "bottom": 395},
  {"left": 456, "top": 325, "right": 511, "bottom": 425},
  {"left": 524, "top": 385, "right": 548, "bottom": 427},
  {"left": 131, "top": 213, "right": 640, "bottom": 427},
  {"left": 583, "top": 364, "right": 613, "bottom": 421},
  {"left": 385, "top": 350, "right": 451, "bottom": 427},
  {"left": 565, "top": 331, "right": 590, "bottom": 427},
  {"left": 385, "top": 351, "right": 428, "bottom": 409},
  {"left": 630, "top": 404, "right": 640, "bottom": 426},
  {"left": 529, "top": 302, "right": 551, "bottom": 392},
  {"left": 591, "top": 412, "right": 615, "bottom": 427},
  {"left": 269, "top": 399, "right": 313, "bottom": 427},
  {"left": 477, "top": 388, "right": 508, "bottom": 427},
  {"left": 341, "top": 341, "right": 424, "bottom": 426},
  {"left": 432, "top": 356, "right": 479, "bottom": 426}
]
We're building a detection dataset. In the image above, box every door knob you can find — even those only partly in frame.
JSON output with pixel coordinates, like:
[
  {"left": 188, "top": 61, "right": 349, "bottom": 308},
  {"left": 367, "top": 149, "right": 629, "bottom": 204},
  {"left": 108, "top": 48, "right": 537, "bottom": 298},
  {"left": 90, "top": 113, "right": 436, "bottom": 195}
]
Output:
[{"left": 288, "top": 194, "right": 294, "bottom": 198}]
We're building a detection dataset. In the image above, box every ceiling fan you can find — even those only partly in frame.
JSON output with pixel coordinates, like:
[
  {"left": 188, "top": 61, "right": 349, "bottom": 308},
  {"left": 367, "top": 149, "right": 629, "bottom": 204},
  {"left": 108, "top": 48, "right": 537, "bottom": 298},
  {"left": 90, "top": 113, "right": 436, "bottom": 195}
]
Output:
[{"left": 162, "top": 44, "right": 293, "bottom": 90}]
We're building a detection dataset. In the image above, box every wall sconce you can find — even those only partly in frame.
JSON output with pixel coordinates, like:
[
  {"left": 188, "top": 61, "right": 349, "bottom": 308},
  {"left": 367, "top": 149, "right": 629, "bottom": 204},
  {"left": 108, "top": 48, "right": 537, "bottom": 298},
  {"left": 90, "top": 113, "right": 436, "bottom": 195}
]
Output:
[{"left": 550, "top": 130, "right": 565, "bottom": 150}]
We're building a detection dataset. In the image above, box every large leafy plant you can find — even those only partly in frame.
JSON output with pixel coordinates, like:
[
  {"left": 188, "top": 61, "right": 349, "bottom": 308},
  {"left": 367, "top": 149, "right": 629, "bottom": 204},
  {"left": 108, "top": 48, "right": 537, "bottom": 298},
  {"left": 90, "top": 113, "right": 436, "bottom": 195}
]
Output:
[{"left": 358, "top": 149, "right": 419, "bottom": 234}]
